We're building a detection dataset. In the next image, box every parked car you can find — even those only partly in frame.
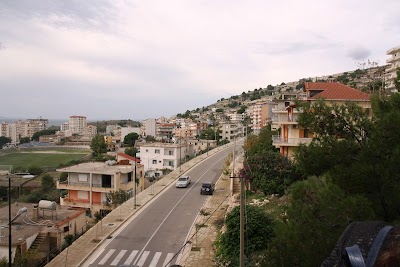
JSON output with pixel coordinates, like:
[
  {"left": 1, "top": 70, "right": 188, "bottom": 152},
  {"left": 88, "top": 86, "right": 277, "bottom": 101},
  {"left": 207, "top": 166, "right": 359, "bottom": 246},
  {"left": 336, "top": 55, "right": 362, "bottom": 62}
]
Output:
[
  {"left": 200, "top": 182, "right": 215, "bottom": 195},
  {"left": 176, "top": 175, "right": 191, "bottom": 188}
]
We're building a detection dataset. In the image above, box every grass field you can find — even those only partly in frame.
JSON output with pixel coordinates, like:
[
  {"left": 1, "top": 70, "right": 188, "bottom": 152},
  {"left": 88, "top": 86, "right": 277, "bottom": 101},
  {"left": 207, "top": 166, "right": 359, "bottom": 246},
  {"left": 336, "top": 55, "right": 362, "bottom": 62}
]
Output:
[{"left": 0, "top": 152, "right": 89, "bottom": 168}]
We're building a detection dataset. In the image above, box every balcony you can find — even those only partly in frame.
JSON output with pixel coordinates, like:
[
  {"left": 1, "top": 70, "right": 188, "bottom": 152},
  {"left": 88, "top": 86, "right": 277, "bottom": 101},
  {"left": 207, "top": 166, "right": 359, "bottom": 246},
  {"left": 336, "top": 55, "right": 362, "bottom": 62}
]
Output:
[
  {"left": 272, "top": 135, "right": 312, "bottom": 146},
  {"left": 60, "top": 196, "right": 106, "bottom": 209},
  {"left": 387, "top": 55, "right": 400, "bottom": 64},
  {"left": 271, "top": 115, "right": 300, "bottom": 125},
  {"left": 57, "top": 181, "right": 124, "bottom": 193}
]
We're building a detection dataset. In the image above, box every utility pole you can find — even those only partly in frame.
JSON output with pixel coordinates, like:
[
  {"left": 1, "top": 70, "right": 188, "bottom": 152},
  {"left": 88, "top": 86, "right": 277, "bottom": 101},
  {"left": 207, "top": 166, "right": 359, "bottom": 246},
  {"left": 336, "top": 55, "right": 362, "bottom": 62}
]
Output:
[
  {"left": 230, "top": 142, "right": 244, "bottom": 267},
  {"left": 8, "top": 173, "right": 11, "bottom": 267},
  {"left": 240, "top": 175, "right": 245, "bottom": 267},
  {"left": 134, "top": 163, "right": 137, "bottom": 209}
]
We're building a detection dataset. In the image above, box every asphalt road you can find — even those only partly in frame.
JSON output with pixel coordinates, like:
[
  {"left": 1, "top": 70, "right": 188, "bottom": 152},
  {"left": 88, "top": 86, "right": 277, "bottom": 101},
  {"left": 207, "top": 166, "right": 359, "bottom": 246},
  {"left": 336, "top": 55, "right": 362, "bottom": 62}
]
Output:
[{"left": 84, "top": 145, "right": 235, "bottom": 267}]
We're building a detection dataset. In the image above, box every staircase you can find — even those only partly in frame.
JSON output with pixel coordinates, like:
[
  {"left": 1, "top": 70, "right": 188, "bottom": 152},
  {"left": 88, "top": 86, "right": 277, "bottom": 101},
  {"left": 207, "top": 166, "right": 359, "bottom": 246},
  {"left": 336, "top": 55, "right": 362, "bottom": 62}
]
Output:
[
  {"left": 232, "top": 178, "right": 241, "bottom": 194},
  {"left": 28, "top": 232, "right": 47, "bottom": 253}
]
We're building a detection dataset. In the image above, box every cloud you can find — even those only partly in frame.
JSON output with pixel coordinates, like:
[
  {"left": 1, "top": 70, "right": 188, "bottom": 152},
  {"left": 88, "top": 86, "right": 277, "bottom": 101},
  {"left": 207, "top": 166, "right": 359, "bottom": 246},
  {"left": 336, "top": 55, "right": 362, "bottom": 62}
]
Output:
[
  {"left": 0, "top": 0, "right": 400, "bottom": 120},
  {"left": 346, "top": 46, "right": 372, "bottom": 61}
]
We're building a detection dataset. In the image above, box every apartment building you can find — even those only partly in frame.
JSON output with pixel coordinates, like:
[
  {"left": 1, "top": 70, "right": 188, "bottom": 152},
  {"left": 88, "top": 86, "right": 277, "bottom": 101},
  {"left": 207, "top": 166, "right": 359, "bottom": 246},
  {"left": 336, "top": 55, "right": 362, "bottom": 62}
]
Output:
[
  {"left": 386, "top": 45, "right": 400, "bottom": 93},
  {"left": 69, "top": 115, "right": 87, "bottom": 135},
  {"left": 156, "top": 123, "right": 175, "bottom": 141},
  {"left": 272, "top": 82, "right": 370, "bottom": 158},
  {"left": 137, "top": 142, "right": 194, "bottom": 172},
  {"left": 249, "top": 101, "right": 273, "bottom": 134},
  {"left": 57, "top": 161, "right": 144, "bottom": 213},
  {"left": 174, "top": 122, "right": 208, "bottom": 139},
  {"left": 85, "top": 125, "right": 97, "bottom": 137},
  {"left": 220, "top": 122, "right": 244, "bottom": 141},
  {"left": 143, "top": 118, "right": 156, "bottom": 137},
  {"left": 228, "top": 113, "right": 245, "bottom": 122},
  {"left": 0, "top": 122, "right": 19, "bottom": 145}
]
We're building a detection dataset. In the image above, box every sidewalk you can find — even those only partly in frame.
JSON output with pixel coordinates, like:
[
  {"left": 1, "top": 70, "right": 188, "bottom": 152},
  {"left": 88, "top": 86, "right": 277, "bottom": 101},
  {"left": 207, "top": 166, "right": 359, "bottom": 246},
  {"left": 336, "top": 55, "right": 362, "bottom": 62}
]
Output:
[
  {"left": 177, "top": 153, "right": 243, "bottom": 267},
  {"left": 45, "top": 143, "right": 234, "bottom": 267}
]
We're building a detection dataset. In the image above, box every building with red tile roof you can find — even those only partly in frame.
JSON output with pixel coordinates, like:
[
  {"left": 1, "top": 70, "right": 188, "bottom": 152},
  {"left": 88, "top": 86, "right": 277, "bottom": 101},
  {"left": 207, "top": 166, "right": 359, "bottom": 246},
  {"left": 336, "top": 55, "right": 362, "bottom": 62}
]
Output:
[
  {"left": 304, "top": 82, "right": 370, "bottom": 101},
  {"left": 272, "top": 82, "right": 371, "bottom": 158}
]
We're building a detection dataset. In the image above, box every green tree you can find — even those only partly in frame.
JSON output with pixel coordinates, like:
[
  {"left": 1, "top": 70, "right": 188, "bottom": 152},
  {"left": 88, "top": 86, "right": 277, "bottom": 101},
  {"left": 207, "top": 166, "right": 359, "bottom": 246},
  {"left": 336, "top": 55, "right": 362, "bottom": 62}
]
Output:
[
  {"left": 124, "top": 147, "right": 138, "bottom": 157},
  {"left": 28, "top": 165, "right": 43, "bottom": 175},
  {"left": 295, "top": 95, "right": 400, "bottom": 221},
  {"left": 105, "top": 189, "right": 130, "bottom": 208},
  {"left": 237, "top": 106, "right": 246, "bottom": 114},
  {"left": 59, "top": 172, "right": 68, "bottom": 182},
  {"left": 90, "top": 134, "right": 107, "bottom": 156},
  {"left": 216, "top": 205, "right": 275, "bottom": 266},
  {"left": 263, "top": 177, "right": 374, "bottom": 267},
  {"left": 123, "top": 132, "right": 139, "bottom": 146},
  {"left": 19, "top": 137, "right": 30, "bottom": 144},
  {"left": 145, "top": 135, "right": 156, "bottom": 142},
  {"left": 0, "top": 136, "right": 11, "bottom": 149},
  {"left": 240, "top": 149, "right": 301, "bottom": 195},
  {"left": 41, "top": 174, "right": 55, "bottom": 192}
]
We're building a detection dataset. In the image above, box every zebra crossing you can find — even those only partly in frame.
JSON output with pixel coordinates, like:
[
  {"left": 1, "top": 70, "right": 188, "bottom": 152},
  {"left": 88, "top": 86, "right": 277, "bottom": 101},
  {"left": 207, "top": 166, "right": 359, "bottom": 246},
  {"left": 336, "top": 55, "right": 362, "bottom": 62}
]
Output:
[{"left": 91, "top": 248, "right": 177, "bottom": 267}]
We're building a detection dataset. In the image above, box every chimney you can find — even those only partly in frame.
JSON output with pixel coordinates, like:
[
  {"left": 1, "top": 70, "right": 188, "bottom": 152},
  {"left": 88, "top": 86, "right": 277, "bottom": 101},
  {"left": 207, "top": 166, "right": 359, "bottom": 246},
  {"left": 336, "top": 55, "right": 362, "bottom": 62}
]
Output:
[{"left": 32, "top": 205, "right": 39, "bottom": 221}]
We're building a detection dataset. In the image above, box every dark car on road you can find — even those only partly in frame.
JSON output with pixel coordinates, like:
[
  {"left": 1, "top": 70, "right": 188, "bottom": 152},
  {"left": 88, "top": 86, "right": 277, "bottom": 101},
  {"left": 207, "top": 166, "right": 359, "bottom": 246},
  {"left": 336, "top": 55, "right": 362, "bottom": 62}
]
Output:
[{"left": 200, "top": 182, "right": 215, "bottom": 195}]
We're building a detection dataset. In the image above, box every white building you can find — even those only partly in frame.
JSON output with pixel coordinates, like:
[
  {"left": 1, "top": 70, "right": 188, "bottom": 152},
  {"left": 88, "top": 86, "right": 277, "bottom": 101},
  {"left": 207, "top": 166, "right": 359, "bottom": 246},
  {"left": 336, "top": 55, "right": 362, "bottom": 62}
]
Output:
[
  {"left": 220, "top": 122, "right": 244, "bottom": 141},
  {"left": 386, "top": 45, "right": 400, "bottom": 93},
  {"left": 228, "top": 113, "right": 244, "bottom": 122},
  {"left": 69, "top": 116, "right": 87, "bottom": 135},
  {"left": 144, "top": 118, "right": 156, "bottom": 137},
  {"left": 0, "top": 122, "right": 19, "bottom": 145},
  {"left": 137, "top": 142, "right": 194, "bottom": 172}
]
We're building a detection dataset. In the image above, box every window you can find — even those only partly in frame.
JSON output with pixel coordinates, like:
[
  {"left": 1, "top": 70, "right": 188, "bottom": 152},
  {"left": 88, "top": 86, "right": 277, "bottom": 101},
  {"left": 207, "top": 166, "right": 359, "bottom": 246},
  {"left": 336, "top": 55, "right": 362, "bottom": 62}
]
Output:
[
  {"left": 146, "top": 149, "right": 149, "bottom": 152},
  {"left": 155, "top": 149, "right": 160, "bottom": 154},
  {"left": 78, "top": 174, "right": 88, "bottom": 182},
  {"left": 168, "top": 151, "right": 173, "bottom": 155},
  {"left": 152, "top": 160, "right": 157, "bottom": 164}
]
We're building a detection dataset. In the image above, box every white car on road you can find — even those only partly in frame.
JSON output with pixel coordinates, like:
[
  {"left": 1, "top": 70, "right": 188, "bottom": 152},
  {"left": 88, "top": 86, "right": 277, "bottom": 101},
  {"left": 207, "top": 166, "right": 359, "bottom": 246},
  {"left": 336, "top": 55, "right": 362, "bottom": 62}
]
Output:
[{"left": 176, "top": 175, "right": 191, "bottom": 188}]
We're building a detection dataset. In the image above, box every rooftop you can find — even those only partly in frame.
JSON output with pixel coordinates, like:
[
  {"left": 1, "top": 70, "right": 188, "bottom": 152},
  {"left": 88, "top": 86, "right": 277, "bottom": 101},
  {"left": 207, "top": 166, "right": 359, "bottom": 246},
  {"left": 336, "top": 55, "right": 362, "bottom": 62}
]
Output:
[
  {"left": 56, "top": 162, "right": 135, "bottom": 174},
  {"left": 304, "top": 82, "right": 370, "bottom": 101},
  {"left": 0, "top": 202, "right": 85, "bottom": 246}
]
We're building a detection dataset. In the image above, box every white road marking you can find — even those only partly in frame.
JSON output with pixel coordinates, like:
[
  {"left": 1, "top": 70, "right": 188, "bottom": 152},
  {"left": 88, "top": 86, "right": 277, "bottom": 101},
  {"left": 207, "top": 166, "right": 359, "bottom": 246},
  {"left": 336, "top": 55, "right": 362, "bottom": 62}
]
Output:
[
  {"left": 98, "top": 249, "right": 115, "bottom": 265},
  {"left": 137, "top": 250, "right": 150, "bottom": 266},
  {"left": 148, "top": 252, "right": 162, "bottom": 267},
  {"left": 162, "top": 253, "right": 175, "bottom": 267},
  {"left": 123, "top": 250, "right": 138, "bottom": 265},
  {"left": 110, "top": 249, "right": 127, "bottom": 265},
  {"left": 89, "top": 248, "right": 105, "bottom": 265}
]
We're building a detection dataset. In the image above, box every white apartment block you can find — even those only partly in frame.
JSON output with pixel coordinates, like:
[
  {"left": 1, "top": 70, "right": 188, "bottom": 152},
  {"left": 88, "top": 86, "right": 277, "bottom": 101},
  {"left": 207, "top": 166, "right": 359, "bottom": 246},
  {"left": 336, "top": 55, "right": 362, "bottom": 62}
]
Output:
[
  {"left": 69, "top": 115, "right": 87, "bottom": 134},
  {"left": 220, "top": 122, "right": 244, "bottom": 141},
  {"left": 0, "top": 122, "right": 19, "bottom": 145},
  {"left": 144, "top": 118, "right": 156, "bottom": 137},
  {"left": 137, "top": 142, "right": 194, "bottom": 172},
  {"left": 60, "top": 122, "right": 69, "bottom": 132},
  {"left": 228, "top": 113, "right": 244, "bottom": 122},
  {"left": 386, "top": 45, "right": 400, "bottom": 93}
]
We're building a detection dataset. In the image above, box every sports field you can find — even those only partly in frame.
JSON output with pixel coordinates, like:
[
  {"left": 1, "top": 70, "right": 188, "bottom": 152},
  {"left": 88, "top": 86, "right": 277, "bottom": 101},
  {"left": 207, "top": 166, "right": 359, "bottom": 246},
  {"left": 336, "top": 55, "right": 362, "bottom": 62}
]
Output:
[{"left": 0, "top": 151, "right": 90, "bottom": 168}]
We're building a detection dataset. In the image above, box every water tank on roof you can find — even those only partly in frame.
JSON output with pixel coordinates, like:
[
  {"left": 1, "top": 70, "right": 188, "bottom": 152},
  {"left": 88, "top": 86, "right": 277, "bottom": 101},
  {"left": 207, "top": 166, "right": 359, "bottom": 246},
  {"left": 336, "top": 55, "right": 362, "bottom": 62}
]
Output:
[
  {"left": 38, "top": 200, "right": 56, "bottom": 211},
  {"left": 105, "top": 160, "right": 117, "bottom": 166}
]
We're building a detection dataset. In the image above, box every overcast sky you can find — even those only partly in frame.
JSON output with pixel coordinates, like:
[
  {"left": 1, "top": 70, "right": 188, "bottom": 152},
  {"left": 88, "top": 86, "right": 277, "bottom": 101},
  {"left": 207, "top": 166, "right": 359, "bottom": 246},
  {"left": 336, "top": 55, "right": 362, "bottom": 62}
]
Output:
[{"left": 1, "top": 0, "right": 399, "bottom": 120}]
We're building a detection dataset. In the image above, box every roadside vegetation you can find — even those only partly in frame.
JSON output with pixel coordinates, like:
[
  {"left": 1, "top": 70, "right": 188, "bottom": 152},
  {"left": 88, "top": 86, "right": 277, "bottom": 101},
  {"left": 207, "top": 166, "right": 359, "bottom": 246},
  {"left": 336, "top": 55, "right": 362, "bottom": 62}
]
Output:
[{"left": 215, "top": 93, "right": 400, "bottom": 266}]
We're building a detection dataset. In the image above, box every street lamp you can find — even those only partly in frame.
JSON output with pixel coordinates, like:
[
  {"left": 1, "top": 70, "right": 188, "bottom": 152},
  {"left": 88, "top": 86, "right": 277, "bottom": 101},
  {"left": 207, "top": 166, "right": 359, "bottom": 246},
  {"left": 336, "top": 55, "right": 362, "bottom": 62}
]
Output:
[{"left": 1, "top": 165, "right": 12, "bottom": 267}]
